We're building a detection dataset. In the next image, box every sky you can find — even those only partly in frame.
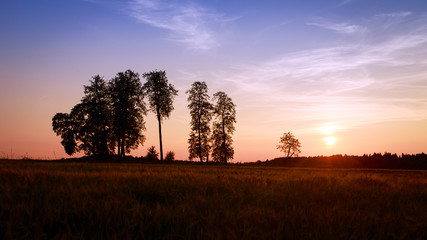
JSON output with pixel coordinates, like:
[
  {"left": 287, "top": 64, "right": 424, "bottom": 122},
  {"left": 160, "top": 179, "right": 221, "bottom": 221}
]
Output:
[{"left": 1, "top": 0, "right": 427, "bottom": 162}]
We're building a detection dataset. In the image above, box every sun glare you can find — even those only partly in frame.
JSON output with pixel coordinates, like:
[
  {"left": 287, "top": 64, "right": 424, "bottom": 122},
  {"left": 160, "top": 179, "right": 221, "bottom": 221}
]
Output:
[
  {"left": 323, "top": 137, "right": 336, "bottom": 145},
  {"left": 319, "top": 125, "right": 341, "bottom": 135}
]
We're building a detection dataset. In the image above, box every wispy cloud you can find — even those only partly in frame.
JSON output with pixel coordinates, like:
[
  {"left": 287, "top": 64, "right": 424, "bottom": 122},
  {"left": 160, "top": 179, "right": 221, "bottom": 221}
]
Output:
[
  {"left": 128, "top": 0, "right": 235, "bottom": 50},
  {"left": 338, "top": 0, "right": 355, "bottom": 6},
  {"left": 207, "top": 28, "right": 427, "bottom": 131},
  {"left": 307, "top": 20, "right": 366, "bottom": 34},
  {"left": 376, "top": 11, "right": 412, "bottom": 18},
  {"left": 373, "top": 11, "right": 416, "bottom": 32}
]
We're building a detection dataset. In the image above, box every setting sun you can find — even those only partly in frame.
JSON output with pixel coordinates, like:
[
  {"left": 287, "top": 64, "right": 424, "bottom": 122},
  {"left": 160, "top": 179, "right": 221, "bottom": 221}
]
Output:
[{"left": 323, "top": 137, "right": 337, "bottom": 145}]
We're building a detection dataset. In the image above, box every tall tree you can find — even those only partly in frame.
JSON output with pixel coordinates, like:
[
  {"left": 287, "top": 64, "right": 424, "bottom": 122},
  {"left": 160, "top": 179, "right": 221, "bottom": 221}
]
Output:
[
  {"left": 81, "top": 75, "right": 113, "bottom": 156},
  {"left": 109, "top": 70, "right": 146, "bottom": 158},
  {"left": 186, "top": 81, "right": 213, "bottom": 162},
  {"left": 277, "top": 132, "right": 301, "bottom": 157},
  {"left": 211, "top": 91, "right": 236, "bottom": 164},
  {"left": 52, "top": 75, "right": 113, "bottom": 157},
  {"left": 143, "top": 70, "right": 178, "bottom": 162}
]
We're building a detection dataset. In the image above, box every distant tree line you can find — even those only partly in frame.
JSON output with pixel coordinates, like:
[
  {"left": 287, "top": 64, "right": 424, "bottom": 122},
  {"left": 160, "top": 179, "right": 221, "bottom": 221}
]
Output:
[
  {"left": 52, "top": 70, "right": 236, "bottom": 163},
  {"left": 250, "top": 152, "right": 427, "bottom": 170}
]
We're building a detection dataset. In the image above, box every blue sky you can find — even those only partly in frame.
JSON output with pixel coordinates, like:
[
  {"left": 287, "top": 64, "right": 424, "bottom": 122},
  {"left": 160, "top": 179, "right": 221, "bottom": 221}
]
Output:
[{"left": 1, "top": 0, "right": 427, "bottom": 161}]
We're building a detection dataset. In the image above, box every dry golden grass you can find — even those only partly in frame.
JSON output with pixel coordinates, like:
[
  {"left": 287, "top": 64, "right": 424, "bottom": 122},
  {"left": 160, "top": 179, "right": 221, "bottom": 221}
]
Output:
[{"left": 0, "top": 160, "right": 426, "bottom": 239}]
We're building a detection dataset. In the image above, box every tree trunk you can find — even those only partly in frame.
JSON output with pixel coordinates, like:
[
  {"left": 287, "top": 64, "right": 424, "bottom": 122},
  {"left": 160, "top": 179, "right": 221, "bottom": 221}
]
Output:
[
  {"left": 157, "top": 108, "right": 164, "bottom": 162},
  {"left": 121, "top": 132, "right": 125, "bottom": 158},
  {"left": 222, "top": 120, "right": 227, "bottom": 164},
  {"left": 198, "top": 115, "right": 202, "bottom": 162},
  {"left": 117, "top": 138, "right": 121, "bottom": 157}
]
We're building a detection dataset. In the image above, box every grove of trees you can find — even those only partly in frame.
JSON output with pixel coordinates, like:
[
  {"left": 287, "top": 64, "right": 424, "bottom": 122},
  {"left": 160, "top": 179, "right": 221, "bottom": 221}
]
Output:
[
  {"left": 52, "top": 70, "right": 237, "bottom": 163},
  {"left": 186, "top": 84, "right": 236, "bottom": 163},
  {"left": 53, "top": 69, "right": 179, "bottom": 160}
]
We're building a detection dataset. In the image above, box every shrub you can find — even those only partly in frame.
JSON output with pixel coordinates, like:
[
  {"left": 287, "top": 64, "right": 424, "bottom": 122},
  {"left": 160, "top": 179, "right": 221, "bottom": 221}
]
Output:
[
  {"left": 145, "top": 146, "right": 159, "bottom": 161},
  {"left": 165, "top": 151, "right": 175, "bottom": 161}
]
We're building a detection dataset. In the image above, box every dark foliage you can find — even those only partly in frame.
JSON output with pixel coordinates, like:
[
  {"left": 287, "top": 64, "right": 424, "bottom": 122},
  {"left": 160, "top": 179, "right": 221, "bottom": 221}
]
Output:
[
  {"left": 52, "top": 76, "right": 113, "bottom": 157},
  {"left": 52, "top": 71, "right": 146, "bottom": 158},
  {"left": 211, "top": 92, "right": 236, "bottom": 164},
  {"left": 52, "top": 113, "right": 77, "bottom": 155},
  {"left": 165, "top": 151, "right": 175, "bottom": 162},
  {"left": 110, "top": 70, "right": 146, "bottom": 158},
  {"left": 145, "top": 146, "right": 159, "bottom": 161},
  {"left": 186, "top": 81, "right": 213, "bottom": 162}
]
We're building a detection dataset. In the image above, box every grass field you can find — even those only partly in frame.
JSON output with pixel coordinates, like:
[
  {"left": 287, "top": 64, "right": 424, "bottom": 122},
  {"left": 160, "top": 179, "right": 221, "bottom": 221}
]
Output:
[{"left": 1, "top": 160, "right": 426, "bottom": 239}]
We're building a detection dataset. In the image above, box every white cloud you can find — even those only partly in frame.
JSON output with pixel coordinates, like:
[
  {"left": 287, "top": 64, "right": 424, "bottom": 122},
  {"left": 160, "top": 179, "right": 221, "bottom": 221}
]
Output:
[
  {"left": 307, "top": 21, "right": 366, "bottom": 34},
  {"left": 128, "top": 0, "right": 233, "bottom": 50},
  {"left": 376, "top": 12, "right": 412, "bottom": 18}
]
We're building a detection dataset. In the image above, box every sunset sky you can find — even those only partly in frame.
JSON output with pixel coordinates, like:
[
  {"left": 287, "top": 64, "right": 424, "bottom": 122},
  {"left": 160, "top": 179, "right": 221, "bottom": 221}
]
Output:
[{"left": 1, "top": 0, "right": 427, "bottom": 161}]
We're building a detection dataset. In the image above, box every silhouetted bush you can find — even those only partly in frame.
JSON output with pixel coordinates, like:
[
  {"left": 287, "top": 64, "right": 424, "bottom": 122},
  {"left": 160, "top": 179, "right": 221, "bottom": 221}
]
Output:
[
  {"left": 145, "top": 146, "right": 159, "bottom": 161},
  {"left": 165, "top": 151, "right": 175, "bottom": 162}
]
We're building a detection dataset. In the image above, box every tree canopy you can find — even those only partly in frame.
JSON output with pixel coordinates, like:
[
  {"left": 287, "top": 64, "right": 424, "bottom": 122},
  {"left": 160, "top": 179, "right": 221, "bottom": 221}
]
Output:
[
  {"left": 211, "top": 91, "right": 236, "bottom": 164},
  {"left": 277, "top": 132, "right": 301, "bottom": 157},
  {"left": 52, "top": 112, "right": 77, "bottom": 155},
  {"left": 52, "top": 75, "right": 113, "bottom": 157},
  {"left": 186, "top": 81, "right": 213, "bottom": 162},
  {"left": 110, "top": 70, "right": 146, "bottom": 158}
]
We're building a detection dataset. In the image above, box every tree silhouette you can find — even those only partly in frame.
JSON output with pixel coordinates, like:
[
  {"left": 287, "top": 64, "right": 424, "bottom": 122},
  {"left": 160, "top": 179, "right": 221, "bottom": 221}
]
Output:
[
  {"left": 52, "top": 113, "right": 77, "bottom": 155},
  {"left": 277, "top": 132, "right": 301, "bottom": 157},
  {"left": 109, "top": 70, "right": 146, "bottom": 158},
  {"left": 211, "top": 92, "right": 236, "bottom": 164},
  {"left": 165, "top": 151, "right": 175, "bottom": 162},
  {"left": 143, "top": 70, "right": 178, "bottom": 162},
  {"left": 81, "top": 75, "right": 113, "bottom": 156},
  {"left": 145, "top": 146, "right": 159, "bottom": 161},
  {"left": 52, "top": 75, "right": 113, "bottom": 157},
  {"left": 186, "top": 81, "right": 213, "bottom": 162}
]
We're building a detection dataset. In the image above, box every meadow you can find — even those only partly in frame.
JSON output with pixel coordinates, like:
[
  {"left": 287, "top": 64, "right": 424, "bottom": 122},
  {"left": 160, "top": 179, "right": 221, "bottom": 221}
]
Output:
[{"left": 0, "top": 160, "right": 426, "bottom": 239}]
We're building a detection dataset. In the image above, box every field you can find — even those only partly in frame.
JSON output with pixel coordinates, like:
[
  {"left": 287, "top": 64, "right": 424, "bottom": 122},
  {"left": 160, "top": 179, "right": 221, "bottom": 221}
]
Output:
[{"left": 1, "top": 160, "right": 426, "bottom": 239}]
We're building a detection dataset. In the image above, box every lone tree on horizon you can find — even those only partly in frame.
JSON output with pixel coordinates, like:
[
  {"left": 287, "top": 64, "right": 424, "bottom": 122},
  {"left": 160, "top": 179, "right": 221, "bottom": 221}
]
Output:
[
  {"left": 277, "top": 132, "right": 301, "bottom": 157},
  {"left": 143, "top": 70, "right": 178, "bottom": 162},
  {"left": 186, "top": 81, "right": 213, "bottom": 162},
  {"left": 211, "top": 91, "right": 236, "bottom": 164},
  {"left": 109, "top": 70, "right": 146, "bottom": 158}
]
